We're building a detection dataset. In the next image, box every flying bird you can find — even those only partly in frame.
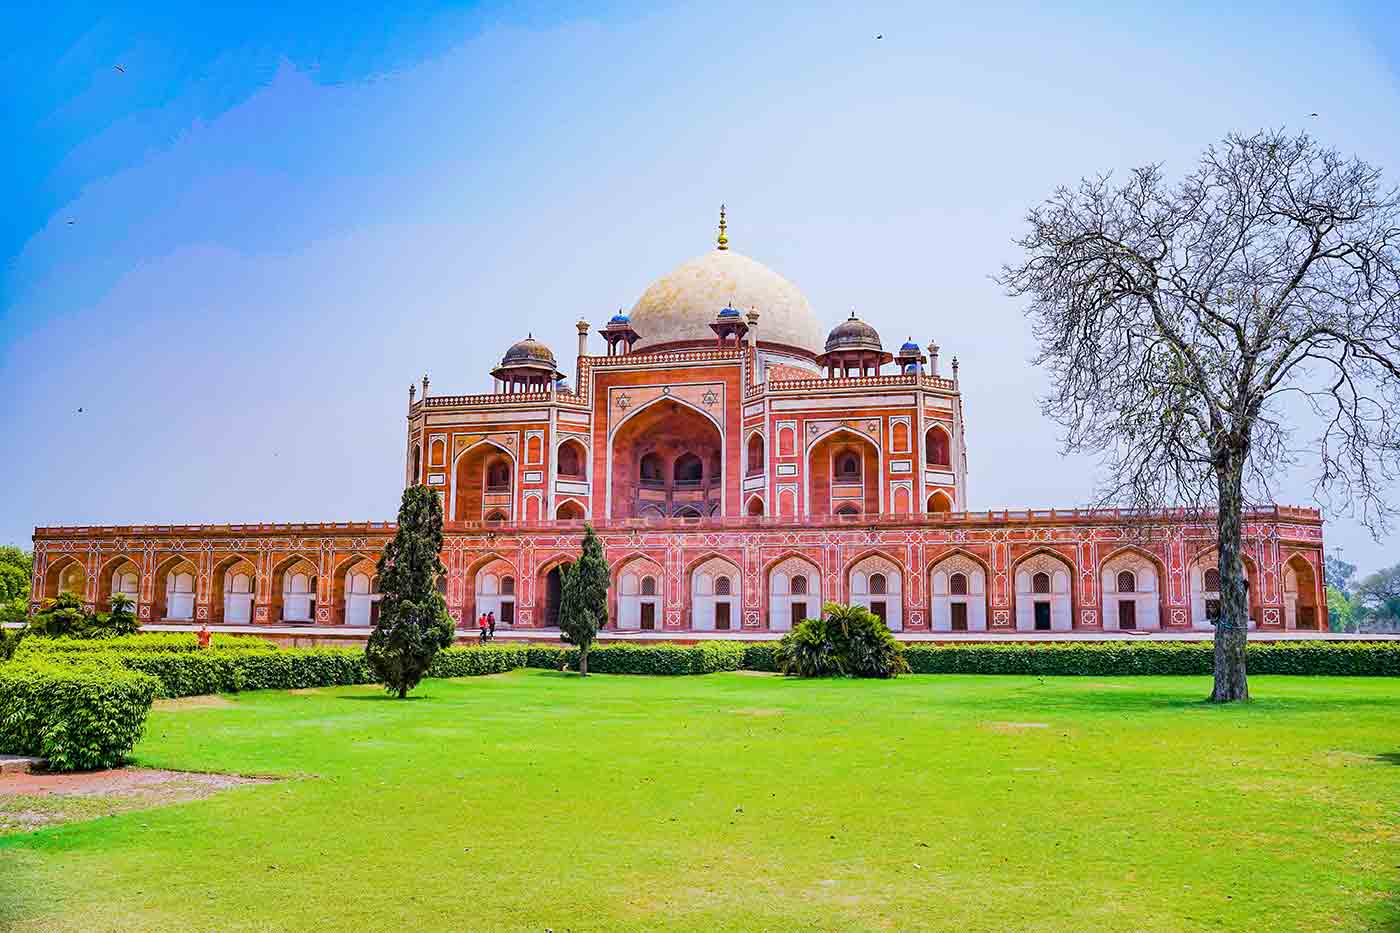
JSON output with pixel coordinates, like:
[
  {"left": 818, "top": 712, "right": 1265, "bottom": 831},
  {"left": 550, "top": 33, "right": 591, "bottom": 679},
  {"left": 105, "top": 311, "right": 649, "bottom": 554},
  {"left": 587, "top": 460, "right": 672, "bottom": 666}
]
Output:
[
  {"left": 875, "top": 34, "right": 883, "bottom": 39},
  {"left": 114, "top": 64, "right": 125, "bottom": 73},
  {"left": 1308, "top": 112, "right": 1319, "bottom": 117},
  {"left": 77, "top": 407, "right": 84, "bottom": 413},
  {"left": 66, "top": 219, "right": 75, "bottom": 225}
]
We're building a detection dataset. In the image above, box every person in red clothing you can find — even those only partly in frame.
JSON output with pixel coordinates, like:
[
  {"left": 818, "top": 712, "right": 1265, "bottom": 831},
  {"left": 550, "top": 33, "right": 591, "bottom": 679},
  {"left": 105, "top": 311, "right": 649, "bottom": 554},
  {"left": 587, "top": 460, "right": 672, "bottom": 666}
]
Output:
[
  {"left": 478, "top": 613, "right": 489, "bottom": 645},
  {"left": 197, "top": 624, "right": 211, "bottom": 650}
]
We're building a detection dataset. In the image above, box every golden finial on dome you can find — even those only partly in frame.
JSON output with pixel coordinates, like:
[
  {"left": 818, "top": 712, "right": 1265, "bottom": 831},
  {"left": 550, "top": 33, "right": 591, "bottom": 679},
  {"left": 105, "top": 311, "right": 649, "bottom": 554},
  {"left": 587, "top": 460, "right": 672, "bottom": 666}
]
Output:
[{"left": 717, "top": 203, "right": 729, "bottom": 251}]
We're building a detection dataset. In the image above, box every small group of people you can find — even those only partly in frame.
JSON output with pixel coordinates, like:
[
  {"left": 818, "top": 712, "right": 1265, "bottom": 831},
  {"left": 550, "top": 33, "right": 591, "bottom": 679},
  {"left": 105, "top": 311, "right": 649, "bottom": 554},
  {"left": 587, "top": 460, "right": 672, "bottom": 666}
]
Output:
[{"left": 477, "top": 611, "right": 496, "bottom": 644}]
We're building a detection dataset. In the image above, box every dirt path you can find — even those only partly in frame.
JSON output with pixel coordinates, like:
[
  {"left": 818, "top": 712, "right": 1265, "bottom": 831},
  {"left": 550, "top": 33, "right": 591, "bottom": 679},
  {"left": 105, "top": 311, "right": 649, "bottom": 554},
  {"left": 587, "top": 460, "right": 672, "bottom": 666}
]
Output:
[{"left": 0, "top": 768, "right": 273, "bottom": 834}]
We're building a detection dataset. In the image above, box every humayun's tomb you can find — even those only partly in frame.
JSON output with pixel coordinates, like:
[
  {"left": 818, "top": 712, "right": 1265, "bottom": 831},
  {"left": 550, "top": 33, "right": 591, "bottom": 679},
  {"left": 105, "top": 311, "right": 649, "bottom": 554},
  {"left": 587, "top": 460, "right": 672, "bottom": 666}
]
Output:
[{"left": 31, "top": 210, "right": 1329, "bottom": 637}]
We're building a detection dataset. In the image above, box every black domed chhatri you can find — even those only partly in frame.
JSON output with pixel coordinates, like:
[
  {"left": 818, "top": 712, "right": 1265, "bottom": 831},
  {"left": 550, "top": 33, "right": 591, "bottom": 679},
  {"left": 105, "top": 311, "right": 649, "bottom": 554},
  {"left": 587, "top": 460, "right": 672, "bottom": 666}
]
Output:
[
  {"left": 493, "top": 333, "right": 564, "bottom": 392},
  {"left": 501, "top": 335, "right": 557, "bottom": 367},
  {"left": 824, "top": 312, "right": 884, "bottom": 354},
  {"left": 815, "top": 311, "right": 893, "bottom": 376}
]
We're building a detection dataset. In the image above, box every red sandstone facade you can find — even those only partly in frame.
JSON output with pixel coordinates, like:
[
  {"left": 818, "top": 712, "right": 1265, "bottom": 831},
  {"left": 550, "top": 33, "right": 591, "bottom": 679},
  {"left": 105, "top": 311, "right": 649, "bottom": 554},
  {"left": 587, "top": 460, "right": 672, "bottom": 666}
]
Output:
[{"left": 31, "top": 216, "right": 1329, "bottom": 634}]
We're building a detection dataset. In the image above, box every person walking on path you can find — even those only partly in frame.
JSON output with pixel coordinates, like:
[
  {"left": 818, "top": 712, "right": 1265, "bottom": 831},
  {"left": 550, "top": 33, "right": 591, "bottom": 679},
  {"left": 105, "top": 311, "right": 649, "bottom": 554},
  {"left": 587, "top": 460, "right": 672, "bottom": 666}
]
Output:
[
  {"left": 478, "top": 613, "right": 489, "bottom": 645},
  {"left": 487, "top": 612, "right": 496, "bottom": 640}
]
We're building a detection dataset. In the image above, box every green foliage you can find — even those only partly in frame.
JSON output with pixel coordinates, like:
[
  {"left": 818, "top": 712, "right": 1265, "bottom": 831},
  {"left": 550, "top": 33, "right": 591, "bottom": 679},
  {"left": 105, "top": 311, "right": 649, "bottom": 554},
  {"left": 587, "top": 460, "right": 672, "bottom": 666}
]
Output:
[
  {"left": 776, "top": 604, "right": 910, "bottom": 678},
  {"left": 15, "top": 632, "right": 276, "bottom": 656},
  {"left": 25, "top": 592, "right": 145, "bottom": 640},
  {"left": 103, "top": 593, "right": 139, "bottom": 637},
  {"left": 28, "top": 592, "right": 90, "bottom": 638},
  {"left": 0, "top": 546, "right": 31, "bottom": 604},
  {"left": 0, "top": 661, "right": 158, "bottom": 771},
  {"left": 1326, "top": 585, "right": 1358, "bottom": 632},
  {"left": 557, "top": 524, "right": 610, "bottom": 674},
  {"left": 1323, "top": 555, "right": 1357, "bottom": 597},
  {"left": 366, "top": 485, "right": 455, "bottom": 697},
  {"left": 900, "top": 640, "right": 1400, "bottom": 676}
]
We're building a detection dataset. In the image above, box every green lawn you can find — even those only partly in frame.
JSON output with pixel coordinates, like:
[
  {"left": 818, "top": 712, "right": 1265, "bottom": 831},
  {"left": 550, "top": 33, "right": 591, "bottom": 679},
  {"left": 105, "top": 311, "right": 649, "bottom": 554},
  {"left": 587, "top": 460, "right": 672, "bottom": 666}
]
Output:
[{"left": 3, "top": 671, "right": 1398, "bottom": 931}]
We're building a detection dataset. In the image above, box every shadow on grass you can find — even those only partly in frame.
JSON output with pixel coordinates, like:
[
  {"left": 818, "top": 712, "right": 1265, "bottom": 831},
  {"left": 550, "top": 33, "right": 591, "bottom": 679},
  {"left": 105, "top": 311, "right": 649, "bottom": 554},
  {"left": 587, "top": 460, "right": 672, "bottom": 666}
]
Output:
[
  {"left": 339, "top": 694, "right": 430, "bottom": 702},
  {"left": 1370, "top": 752, "right": 1400, "bottom": 766}
]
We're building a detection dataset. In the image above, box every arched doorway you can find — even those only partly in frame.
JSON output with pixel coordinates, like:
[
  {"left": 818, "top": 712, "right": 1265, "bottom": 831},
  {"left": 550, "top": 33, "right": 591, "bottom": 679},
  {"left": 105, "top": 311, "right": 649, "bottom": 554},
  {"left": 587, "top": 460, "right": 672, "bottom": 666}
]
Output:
[
  {"left": 690, "top": 556, "right": 741, "bottom": 631},
  {"left": 276, "top": 559, "right": 318, "bottom": 623},
  {"left": 1191, "top": 555, "right": 1257, "bottom": 630},
  {"left": 106, "top": 560, "right": 140, "bottom": 612},
  {"left": 926, "top": 425, "right": 952, "bottom": 468},
  {"left": 453, "top": 442, "right": 515, "bottom": 522},
  {"left": 224, "top": 568, "right": 255, "bottom": 624},
  {"left": 1283, "top": 556, "right": 1319, "bottom": 630},
  {"left": 163, "top": 562, "right": 197, "bottom": 621},
  {"left": 1101, "top": 550, "right": 1162, "bottom": 631},
  {"left": 344, "top": 560, "right": 381, "bottom": 627},
  {"left": 927, "top": 491, "right": 953, "bottom": 513},
  {"left": 557, "top": 439, "right": 587, "bottom": 481},
  {"left": 930, "top": 553, "right": 987, "bottom": 631},
  {"left": 541, "top": 562, "right": 570, "bottom": 627},
  {"left": 609, "top": 399, "right": 723, "bottom": 520},
  {"left": 848, "top": 554, "right": 902, "bottom": 630},
  {"left": 768, "top": 556, "right": 821, "bottom": 631},
  {"left": 475, "top": 560, "right": 517, "bottom": 627},
  {"left": 617, "top": 557, "right": 664, "bottom": 630},
  {"left": 556, "top": 500, "right": 585, "bottom": 520},
  {"left": 808, "top": 429, "right": 879, "bottom": 516},
  {"left": 1014, "top": 552, "right": 1073, "bottom": 632}
]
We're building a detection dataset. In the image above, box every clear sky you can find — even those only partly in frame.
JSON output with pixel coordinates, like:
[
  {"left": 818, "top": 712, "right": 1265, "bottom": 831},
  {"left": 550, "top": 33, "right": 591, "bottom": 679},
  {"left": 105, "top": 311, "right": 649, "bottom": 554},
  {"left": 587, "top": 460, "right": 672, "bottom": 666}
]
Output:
[{"left": 4, "top": 1, "right": 1399, "bottom": 574}]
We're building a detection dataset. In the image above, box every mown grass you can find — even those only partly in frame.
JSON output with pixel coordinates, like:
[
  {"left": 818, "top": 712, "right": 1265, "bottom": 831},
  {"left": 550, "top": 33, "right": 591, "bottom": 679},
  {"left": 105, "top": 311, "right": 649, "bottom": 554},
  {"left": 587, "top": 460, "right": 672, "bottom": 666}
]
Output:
[{"left": 2, "top": 671, "right": 1398, "bottom": 931}]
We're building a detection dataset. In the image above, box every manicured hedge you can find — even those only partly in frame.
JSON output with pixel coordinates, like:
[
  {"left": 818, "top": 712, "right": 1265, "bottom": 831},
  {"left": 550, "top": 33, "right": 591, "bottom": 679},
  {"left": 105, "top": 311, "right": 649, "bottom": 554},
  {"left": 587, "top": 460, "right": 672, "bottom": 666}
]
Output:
[
  {"left": 0, "top": 661, "right": 159, "bottom": 771},
  {"left": 14, "top": 633, "right": 277, "bottom": 655},
  {"left": 901, "top": 641, "right": 1400, "bottom": 676}
]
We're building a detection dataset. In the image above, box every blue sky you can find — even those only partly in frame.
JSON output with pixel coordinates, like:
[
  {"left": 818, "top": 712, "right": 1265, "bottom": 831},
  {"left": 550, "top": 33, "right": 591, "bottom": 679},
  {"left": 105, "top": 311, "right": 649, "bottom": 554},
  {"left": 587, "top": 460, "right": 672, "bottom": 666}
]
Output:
[{"left": 4, "top": 1, "right": 1400, "bottom": 573}]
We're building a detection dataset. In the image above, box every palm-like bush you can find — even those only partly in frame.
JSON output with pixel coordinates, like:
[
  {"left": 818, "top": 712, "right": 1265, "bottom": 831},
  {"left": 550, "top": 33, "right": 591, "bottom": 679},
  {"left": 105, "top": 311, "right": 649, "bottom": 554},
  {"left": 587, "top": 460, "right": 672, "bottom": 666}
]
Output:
[{"left": 776, "top": 603, "right": 909, "bottom": 678}]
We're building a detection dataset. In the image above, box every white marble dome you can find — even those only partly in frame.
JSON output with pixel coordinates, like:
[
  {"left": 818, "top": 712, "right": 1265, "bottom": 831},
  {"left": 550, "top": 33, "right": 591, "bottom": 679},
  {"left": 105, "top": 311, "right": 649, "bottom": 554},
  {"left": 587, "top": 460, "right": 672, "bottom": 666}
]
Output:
[{"left": 627, "top": 249, "right": 824, "bottom": 357}]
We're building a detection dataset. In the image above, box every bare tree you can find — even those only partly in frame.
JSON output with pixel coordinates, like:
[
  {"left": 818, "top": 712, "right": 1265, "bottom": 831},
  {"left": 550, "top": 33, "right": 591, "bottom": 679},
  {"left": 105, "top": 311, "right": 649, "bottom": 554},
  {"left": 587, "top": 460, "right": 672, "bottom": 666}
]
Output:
[{"left": 999, "top": 129, "right": 1400, "bottom": 702}]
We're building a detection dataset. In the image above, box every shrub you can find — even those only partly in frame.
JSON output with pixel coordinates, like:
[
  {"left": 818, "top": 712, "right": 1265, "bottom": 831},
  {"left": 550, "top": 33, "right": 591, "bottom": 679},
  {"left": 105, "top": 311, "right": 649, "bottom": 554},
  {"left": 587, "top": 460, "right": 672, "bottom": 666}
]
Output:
[
  {"left": 899, "top": 641, "right": 1400, "bottom": 676},
  {"left": 0, "top": 661, "right": 159, "bottom": 771},
  {"left": 777, "top": 604, "right": 910, "bottom": 678},
  {"left": 15, "top": 633, "right": 277, "bottom": 656}
]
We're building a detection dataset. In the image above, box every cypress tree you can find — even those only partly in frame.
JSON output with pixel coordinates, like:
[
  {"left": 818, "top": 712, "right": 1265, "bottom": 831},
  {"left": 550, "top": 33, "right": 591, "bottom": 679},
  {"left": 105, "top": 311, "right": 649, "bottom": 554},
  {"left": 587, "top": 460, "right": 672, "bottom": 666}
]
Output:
[
  {"left": 558, "top": 524, "right": 610, "bottom": 675},
  {"left": 367, "top": 485, "right": 454, "bottom": 697}
]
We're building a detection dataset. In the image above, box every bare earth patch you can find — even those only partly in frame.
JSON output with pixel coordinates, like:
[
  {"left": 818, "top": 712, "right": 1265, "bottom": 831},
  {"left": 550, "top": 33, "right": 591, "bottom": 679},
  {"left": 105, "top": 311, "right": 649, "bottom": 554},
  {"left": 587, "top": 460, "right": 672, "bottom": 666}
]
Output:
[
  {"left": 154, "top": 695, "right": 237, "bottom": 711},
  {"left": 983, "top": 721, "right": 1050, "bottom": 732},
  {"left": 732, "top": 707, "right": 784, "bottom": 717},
  {"left": 0, "top": 768, "right": 273, "bottom": 834}
]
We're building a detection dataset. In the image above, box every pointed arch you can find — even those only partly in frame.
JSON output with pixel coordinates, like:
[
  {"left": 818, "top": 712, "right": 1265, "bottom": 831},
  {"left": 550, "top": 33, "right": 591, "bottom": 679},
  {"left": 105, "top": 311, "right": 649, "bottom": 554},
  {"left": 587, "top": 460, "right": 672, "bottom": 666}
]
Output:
[
  {"left": 1099, "top": 544, "right": 1167, "bottom": 631},
  {"left": 764, "top": 551, "right": 823, "bottom": 631},
  {"left": 806, "top": 426, "right": 882, "bottom": 518},
  {"left": 1188, "top": 547, "right": 1262, "bottom": 631},
  {"left": 153, "top": 553, "right": 200, "bottom": 621},
  {"left": 1011, "top": 547, "right": 1075, "bottom": 632},
  {"left": 686, "top": 552, "right": 742, "bottom": 631},
  {"left": 925, "top": 423, "right": 952, "bottom": 468},
  {"left": 612, "top": 552, "right": 665, "bottom": 631},
  {"left": 928, "top": 547, "right": 991, "bottom": 633},
  {"left": 450, "top": 438, "right": 518, "bottom": 522},
  {"left": 210, "top": 552, "right": 260, "bottom": 624},
  {"left": 42, "top": 553, "right": 86, "bottom": 601},
  {"left": 844, "top": 549, "right": 904, "bottom": 630}
]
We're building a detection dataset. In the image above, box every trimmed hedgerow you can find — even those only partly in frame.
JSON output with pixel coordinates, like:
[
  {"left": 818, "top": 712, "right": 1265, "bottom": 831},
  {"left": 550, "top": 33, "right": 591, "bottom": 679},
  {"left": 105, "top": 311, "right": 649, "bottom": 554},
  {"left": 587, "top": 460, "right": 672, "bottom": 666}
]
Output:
[
  {"left": 25, "top": 645, "right": 537, "bottom": 698},
  {"left": 0, "top": 661, "right": 159, "bottom": 771},
  {"left": 901, "top": 641, "right": 1400, "bottom": 676},
  {"left": 515, "top": 642, "right": 744, "bottom": 675},
  {"left": 14, "top": 633, "right": 277, "bottom": 656}
]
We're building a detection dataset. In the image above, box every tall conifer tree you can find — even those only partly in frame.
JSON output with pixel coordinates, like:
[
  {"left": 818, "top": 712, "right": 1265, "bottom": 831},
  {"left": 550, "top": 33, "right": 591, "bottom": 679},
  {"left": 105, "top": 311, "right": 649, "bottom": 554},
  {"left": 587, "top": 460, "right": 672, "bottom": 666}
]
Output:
[
  {"left": 367, "top": 485, "right": 454, "bottom": 697},
  {"left": 558, "top": 524, "right": 609, "bottom": 675}
]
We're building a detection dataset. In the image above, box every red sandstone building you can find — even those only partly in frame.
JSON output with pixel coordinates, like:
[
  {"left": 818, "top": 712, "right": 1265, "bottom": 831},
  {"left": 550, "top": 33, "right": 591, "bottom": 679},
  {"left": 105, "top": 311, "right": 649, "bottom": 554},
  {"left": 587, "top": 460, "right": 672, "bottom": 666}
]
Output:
[{"left": 31, "top": 211, "right": 1328, "bottom": 635}]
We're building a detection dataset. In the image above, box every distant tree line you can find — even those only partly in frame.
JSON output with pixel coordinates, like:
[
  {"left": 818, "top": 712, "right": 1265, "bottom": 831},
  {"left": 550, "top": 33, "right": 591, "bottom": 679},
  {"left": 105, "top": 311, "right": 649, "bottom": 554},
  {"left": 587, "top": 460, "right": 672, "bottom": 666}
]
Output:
[{"left": 1325, "top": 556, "right": 1400, "bottom": 633}]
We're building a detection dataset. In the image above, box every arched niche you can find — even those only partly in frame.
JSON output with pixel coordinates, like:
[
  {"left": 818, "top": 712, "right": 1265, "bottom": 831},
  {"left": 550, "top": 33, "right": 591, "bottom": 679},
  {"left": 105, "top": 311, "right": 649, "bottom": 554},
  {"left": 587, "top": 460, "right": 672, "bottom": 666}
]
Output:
[
  {"left": 848, "top": 553, "right": 902, "bottom": 630},
  {"left": 1100, "top": 549, "right": 1162, "bottom": 631},
  {"left": 767, "top": 555, "right": 821, "bottom": 632},
  {"left": 1013, "top": 551, "right": 1074, "bottom": 632},
  {"left": 930, "top": 552, "right": 988, "bottom": 632},
  {"left": 689, "top": 556, "right": 741, "bottom": 631}
]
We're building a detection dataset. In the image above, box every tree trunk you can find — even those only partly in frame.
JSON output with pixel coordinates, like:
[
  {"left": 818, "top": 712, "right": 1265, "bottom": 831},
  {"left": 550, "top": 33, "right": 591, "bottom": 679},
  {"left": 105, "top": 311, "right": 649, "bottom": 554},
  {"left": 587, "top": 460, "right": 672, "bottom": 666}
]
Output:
[
  {"left": 579, "top": 643, "right": 589, "bottom": 676},
  {"left": 1210, "top": 461, "right": 1250, "bottom": 703}
]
